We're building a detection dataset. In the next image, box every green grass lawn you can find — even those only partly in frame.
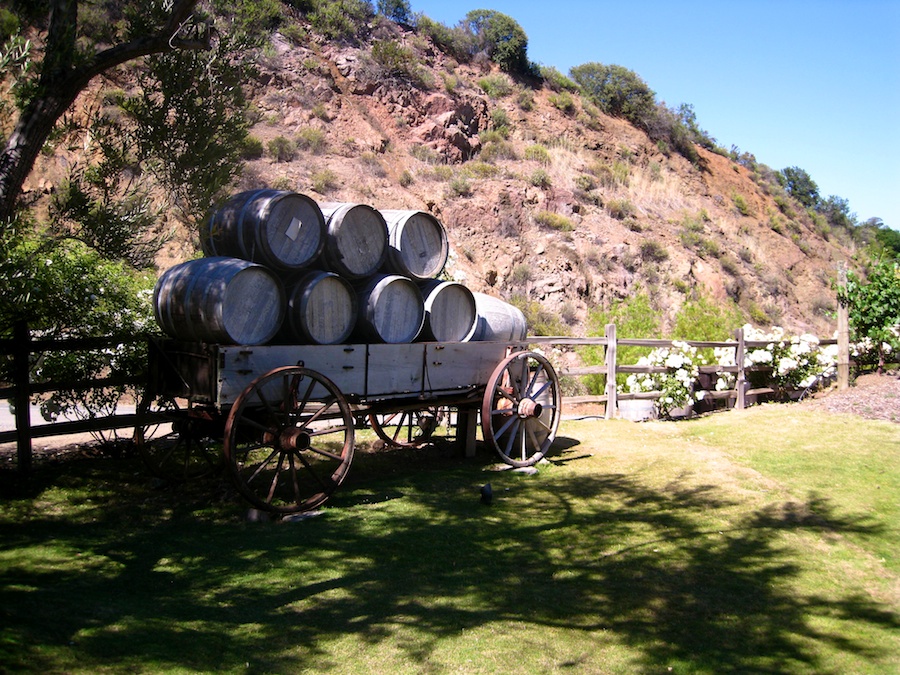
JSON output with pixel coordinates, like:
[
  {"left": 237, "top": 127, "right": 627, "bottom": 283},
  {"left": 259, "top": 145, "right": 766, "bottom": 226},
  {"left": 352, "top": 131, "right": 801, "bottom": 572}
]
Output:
[{"left": 1, "top": 405, "right": 898, "bottom": 674}]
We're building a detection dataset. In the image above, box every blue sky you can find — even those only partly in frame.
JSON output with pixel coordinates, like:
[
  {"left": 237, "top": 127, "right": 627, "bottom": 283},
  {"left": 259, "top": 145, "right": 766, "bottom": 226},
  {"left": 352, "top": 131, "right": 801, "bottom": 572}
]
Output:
[{"left": 408, "top": 0, "right": 900, "bottom": 231}]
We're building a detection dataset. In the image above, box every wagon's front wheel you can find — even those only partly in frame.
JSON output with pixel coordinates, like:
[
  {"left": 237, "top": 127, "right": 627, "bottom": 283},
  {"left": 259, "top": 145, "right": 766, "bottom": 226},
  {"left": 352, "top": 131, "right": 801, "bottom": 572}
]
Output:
[
  {"left": 224, "top": 366, "right": 355, "bottom": 514},
  {"left": 134, "top": 392, "right": 220, "bottom": 481},
  {"left": 482, "top": 351, "right": 561, "bottom": 467}
]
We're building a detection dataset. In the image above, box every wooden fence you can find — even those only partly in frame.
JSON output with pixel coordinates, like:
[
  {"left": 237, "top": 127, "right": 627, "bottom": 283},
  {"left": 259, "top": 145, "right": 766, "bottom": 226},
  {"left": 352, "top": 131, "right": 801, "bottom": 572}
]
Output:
[
  {"left": 1, "top": 321, "right": 849, "bottom": 472},
  {"left": 529, "top": 324, "right": 847, "bottom": 420},
  {"left": 0, "top": 322, "right": 147, "bottom": 472}
]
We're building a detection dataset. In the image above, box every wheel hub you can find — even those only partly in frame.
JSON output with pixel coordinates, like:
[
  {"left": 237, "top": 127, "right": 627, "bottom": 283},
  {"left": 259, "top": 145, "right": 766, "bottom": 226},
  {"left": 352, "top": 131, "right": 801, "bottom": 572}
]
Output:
[
  {"left": 517, "top": 398, "right": 542, "bottom": 419},
  {"left": 277, "top": 427, "right": 312, "bottom": 450}
]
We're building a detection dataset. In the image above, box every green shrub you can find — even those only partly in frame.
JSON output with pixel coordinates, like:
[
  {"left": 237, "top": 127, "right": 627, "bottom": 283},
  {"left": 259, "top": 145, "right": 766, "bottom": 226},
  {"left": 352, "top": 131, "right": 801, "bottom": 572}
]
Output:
[
  {"left": 268, "top": 135, "right": 296, "bottom": 162},
  {"left": 509, "top": 263, "right": 532, "bottom": 285},
  {"left": 524, "top": 144, "right": 551, "bottom": 164},
  {"left": 535, "top": 210, "right": 573, "bottom": 231},
  {"left": 528, "top": 169, "right": 551, "bottom": 188},
  {"left": 464, "top": 9, "right": 532, "bottom": 75},
  {"left": 240, "top": 135, "right": 265, "bottom": 159},
  {"left": 639, "top": 240, "right": 669, "bottom": 263},
  {"left": 398, "top": 170, "right": 414, "bottom": 186},
  {"left": 478, "top": 74, "right": 512, "bottom": 98},
  {"left": 410, "top": 144, "right": 442, "bottom": 165},
  {"left": 309, "top": 0, "right": 374, "bottom": 41},
  {"left": 480, "top": 140, "right": 517, "bottom": 162},
  {"left": 268, "top": 176, "right": 290, "bottom": 191},
  {"left": 581, "top": 292, "right": 661, "bottom": 393},
  {"left": 540, "top": 65, "right": 578, "bottom": 92},
  {"left": 748, "top": 301, "right": 772, "bottom": 325},
  {"left": 575, "top": 174, "right": 596, "bottom": 192},
  {"left": 509, "top": 294, "right": 570, "bottom": 336},
  {"left": 440, "top": 72, "right": 459, "bottom": 93},
  {"left": 462, "top": 161, "right": 500, "bottom": 179},
  {"left": 297, "top": 127, "right": 327, "bottom": 154},
  {"left": 449, "top": 175, "right": 472, "bottom": 197},
  {"left": 516, "top": 89, "right": 534, "bottom": 111},
  {"left": 310, "top": 168, "right": 338, "bottom": 192},
  {"left": 606, "top": 198, "right": 635, "bottom": 220},
  {"left": 549, "top": 91, "right": 576, "bottom": 114},
  {"left": 490, "top": 108, "right": 511, "bottom": 132},
  {"left": 732, "top": 192, "right": 752, "bottom": 216},
  {"left": 371, "top": 39, "right": 431, "bottom": 87}
]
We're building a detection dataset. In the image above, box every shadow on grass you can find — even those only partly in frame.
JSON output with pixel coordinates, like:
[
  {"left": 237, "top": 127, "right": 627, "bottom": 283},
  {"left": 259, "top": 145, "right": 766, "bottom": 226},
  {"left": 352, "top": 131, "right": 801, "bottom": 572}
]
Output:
[{"left": 1, "top": 438, "right": 897, "bottom": 673}]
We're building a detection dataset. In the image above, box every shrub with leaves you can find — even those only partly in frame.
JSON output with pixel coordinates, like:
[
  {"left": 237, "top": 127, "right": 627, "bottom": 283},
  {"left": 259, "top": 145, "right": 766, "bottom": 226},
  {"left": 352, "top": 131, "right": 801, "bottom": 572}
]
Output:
[
  {"left": 624, "top": 341, "right": 704, "bottom": 417},
  {"left": 838, "top": 259, "right": 900, "bottom": 372},
  {"left": 0, "top": 233, "right": 155, "bottom": 439}
]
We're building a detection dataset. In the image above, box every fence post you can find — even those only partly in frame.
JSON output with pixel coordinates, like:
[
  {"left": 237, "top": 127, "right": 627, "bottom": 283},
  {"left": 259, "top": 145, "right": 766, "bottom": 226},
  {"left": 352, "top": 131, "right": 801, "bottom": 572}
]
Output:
[
  {"left": 13, "top": 320, "right": 32, "bottom": 473},
  {"left": 605, "top": 323, "right": 617, "bottom": 420},
  {"left": 735, "top": 326, "right": 746, "bottom": 410},
  {"left": 837, "top": 263, "right": 850, "bottom": 390}
]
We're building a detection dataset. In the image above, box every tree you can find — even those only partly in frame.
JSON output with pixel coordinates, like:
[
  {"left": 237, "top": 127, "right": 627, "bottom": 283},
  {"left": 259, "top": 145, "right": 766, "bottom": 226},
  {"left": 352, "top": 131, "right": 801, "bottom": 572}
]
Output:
[
  {"left": 0, "top": 0, "right": 213, "bottom": 224},
  {"left": 464, "top": 9, "right": 531, "bottom": 75},
  {"left": 0, "top": 1, "right": 254, "bottom": 429},
  {"left": 838, "top": 259, "right": 900, "bottom": 373},
  {"left": 570, "top": 62, "right": 656, "bottom": 129},
  {"left": 376, "top": 0, "right": 411, "bottom": 24},
  {"left": 818, "top": 194, "right": 856, "bottom": 230},
  {"left": 777, "top": 166, "right": 819, "bottom": 209}
]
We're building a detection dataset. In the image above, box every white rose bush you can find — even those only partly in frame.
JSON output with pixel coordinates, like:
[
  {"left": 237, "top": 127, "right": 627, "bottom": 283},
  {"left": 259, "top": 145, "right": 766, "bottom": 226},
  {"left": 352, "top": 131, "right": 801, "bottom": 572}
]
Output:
[
  {"left": 621, "top": 326, "right": 840, "bottom": 418},
  {"left": 624, "top": 341, "right": 704, "bottom": 417}
]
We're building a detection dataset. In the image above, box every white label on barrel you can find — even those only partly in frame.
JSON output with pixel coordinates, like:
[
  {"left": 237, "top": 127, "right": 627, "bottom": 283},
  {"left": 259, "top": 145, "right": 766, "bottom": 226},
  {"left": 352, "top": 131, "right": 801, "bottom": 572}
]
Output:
[{"left": 286, "top": 217, "right": 301, "bottom": 241}]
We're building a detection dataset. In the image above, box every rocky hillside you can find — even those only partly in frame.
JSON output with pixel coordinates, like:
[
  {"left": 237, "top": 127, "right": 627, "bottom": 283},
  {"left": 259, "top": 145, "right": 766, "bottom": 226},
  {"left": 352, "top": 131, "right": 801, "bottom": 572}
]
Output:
[{"left": 30, "top": 14, "right": 855, "bottom": 338}]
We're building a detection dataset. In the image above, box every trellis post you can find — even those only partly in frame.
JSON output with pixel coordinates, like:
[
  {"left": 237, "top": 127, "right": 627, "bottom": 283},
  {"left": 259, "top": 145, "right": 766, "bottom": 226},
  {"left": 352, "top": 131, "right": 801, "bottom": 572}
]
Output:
[
  {"left": 735, "top": 326, "right": 746, "bottom": 410},
  {"left": 837, "top": 263, "right": 850, "bottom": 390},
  {"left": 605, "top": 323, "right": 617, "bottom": 419}
]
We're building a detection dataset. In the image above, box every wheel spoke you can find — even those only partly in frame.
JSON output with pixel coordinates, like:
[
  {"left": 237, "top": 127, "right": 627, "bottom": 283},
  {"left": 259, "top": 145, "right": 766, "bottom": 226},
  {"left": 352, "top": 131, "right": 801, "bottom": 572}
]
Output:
[
  {"left": 494, "top": 410, "right": 518, "bottom": 439},
  {"left": 502, "top": 417, "right": 521, "bottom": 458},
  {"left": 244, "top": 445, "right": 281, "bottom": 485}
]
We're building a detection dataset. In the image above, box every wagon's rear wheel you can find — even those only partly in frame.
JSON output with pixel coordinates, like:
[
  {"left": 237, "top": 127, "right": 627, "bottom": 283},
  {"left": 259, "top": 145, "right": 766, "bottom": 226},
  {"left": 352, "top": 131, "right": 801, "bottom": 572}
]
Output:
[
  {"left": 482, "top": 351, "right": 561, "bottom": 467},
  {"left": 368, "top": 406, "right": 446, "bottom": 448},
  {"left": 134, "top": 392, "right": 220, "bottom": 481},
  {"left": 224, "top": 366, "right": 355, "bottom": 514}
]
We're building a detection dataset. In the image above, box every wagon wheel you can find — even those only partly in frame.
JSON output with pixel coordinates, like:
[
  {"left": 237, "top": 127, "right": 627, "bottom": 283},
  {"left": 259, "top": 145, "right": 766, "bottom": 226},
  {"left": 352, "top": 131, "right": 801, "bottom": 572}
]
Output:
[
  {"left": 134, "top": 391, "right": 221, "bottom": 481},
  {"left": 368, "top": 406, "right": 446, "bottom": 448},
  {"left": 224, "top": 366, "right": 355, "bottom": 514},
  {"left": 482, "top": 351, "right": 561, "bottom": 467}
]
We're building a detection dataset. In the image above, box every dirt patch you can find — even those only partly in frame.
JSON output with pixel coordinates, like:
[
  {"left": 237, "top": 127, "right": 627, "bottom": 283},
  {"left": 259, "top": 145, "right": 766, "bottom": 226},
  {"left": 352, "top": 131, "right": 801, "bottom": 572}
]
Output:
[{"left": 798, "top": 372, "right": 900, "bottom": 423}]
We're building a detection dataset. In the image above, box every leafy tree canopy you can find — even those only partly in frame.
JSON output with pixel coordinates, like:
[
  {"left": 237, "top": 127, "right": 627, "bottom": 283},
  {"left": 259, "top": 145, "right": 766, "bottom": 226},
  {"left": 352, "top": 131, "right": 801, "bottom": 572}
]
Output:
[
  {"left": 464, "top": 9, "right": 531, "bottom": 75},
  {"left": 838, "top": 259, "right": 900, "bottom": 372},
  {"left": 570, "top": 62, "right": 656, "bottom": 129},
  {"left": 777, "top": 166, "right": 820, "bottom": 210}
]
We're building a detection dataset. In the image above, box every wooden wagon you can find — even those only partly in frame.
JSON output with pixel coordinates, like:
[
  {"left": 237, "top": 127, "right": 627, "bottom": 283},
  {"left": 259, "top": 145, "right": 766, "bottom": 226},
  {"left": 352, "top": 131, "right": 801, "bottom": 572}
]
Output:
[{"left": 136, "top": 338, "right": 562, "bottom": 514}]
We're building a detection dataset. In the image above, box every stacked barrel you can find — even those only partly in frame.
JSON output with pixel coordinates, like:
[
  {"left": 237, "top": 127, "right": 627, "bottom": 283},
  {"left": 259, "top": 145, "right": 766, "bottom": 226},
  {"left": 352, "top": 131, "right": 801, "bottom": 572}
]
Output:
[{"left": 153, "top": 189, "right": 527, "bottom": 346}]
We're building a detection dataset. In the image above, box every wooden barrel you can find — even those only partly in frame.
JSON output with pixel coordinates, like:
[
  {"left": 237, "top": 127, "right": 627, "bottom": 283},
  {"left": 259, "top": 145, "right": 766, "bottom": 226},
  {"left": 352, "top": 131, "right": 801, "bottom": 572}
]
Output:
[
  {"left": 471, "top": 292, "right": 527, "bottom": 342},
  {"left": 318, "top": 203, "right": 389, "bottom": 280},
  {"left": 280, "top": 270, "right": 357, "bottom": 345},
  {"left": 154, "top": 257, "right": 285, "bottom": 345},
  {"left": 355, "top": 274, "right": 424, "bottom": 344},
  {"left": 204, "top": 189, "right": 325, "bottom": 271},
  {"left": 379, "top": 209, "right": 449, "bottom": 280},
  {"left": 418, "top": 279, "right": 477, "bottom": 342}
]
